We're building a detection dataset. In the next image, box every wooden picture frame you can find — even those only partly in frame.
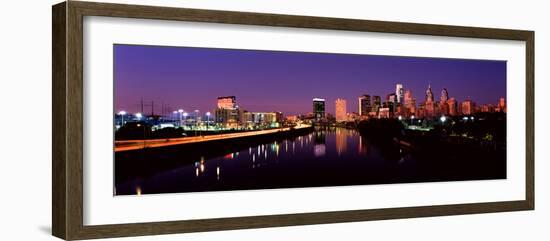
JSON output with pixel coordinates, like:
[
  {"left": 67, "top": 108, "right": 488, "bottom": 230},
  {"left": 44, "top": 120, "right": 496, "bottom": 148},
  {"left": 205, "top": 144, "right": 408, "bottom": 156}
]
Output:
[{"left": 52, "top": 1, "right": 534, "bottom": 240}]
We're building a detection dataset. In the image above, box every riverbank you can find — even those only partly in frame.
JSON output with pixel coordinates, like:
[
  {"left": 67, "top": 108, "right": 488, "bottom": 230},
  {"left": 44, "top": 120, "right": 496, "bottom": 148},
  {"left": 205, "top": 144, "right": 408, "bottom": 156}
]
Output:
[
  {"left": 115, "top": 125, "right": 313, "bottom": 183},
  {"left": 115, "top": 124, "right": 312, "bottom": 152}
]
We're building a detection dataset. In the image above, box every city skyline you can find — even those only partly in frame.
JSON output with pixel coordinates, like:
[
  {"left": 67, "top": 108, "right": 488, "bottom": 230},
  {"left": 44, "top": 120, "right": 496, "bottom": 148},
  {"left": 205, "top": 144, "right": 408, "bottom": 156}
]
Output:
[{"left": 115, "top": 44, "right": 506, "bottom": 116}]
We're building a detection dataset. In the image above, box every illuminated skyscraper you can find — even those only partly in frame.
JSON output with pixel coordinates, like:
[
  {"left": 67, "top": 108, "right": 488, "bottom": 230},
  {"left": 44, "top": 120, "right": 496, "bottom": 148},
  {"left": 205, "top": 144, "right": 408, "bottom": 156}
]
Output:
[
  {"left": 403, "top": 89, "right": 416, "bottom": 115},
  {"left": 372, "top": 96, "right": 381, "bottom": 113},
  {"left": 313, "top": 98, "right": 326, "bottom": 122},
  {"left": 215, "top": 96, "right": 241, "bottom": 126},
  {"left": 461, "top": 99, "right": 474, "bottom": 115},
  {"left": 395, "top": 84, "right": 404, "bottom": 104},
  {"left": 440, "top": 88, "right": 449, "bottom": 102},
  {"left": 358, "top": 95, "right": 371, "bottom": 116},
  {"left": 386, "top": 93, "right": 397, "bottom": 113},
  {"left": 498, "top": 97, "right": 506, "bottom": 113},
  {"left": 335, "top": 98, "right": 347, "bottom": 122},
  {"left": 425, "top": 84, "right": 435, "bottom": 117},
  {"left": 425, "top": 84, "right": 434, "bottom": 103},
  {"left": 447, "top": 97, "right": 457, "bottom": 116},
  {"left": 439, "top": 88, "right": 450, "bottom": 115}
]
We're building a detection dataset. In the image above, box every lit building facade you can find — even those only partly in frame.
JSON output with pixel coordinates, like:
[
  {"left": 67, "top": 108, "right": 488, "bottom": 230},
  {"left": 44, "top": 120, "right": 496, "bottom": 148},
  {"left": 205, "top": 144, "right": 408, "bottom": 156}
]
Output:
[
  {"left": 395, "top": 84, "right": 404, "bottom": 104},
  {"left": 335, "top": 98, "right": 347, "bottom": 122},
  {"left": 372, "top": 95, "right": 381, "bottom": 113},
  {"left": 461, "top": 99, "right": 474, "bottom": 115},
  {"left": 358, "top": 95, "right": 371, "bottom": 116},
  {"left": 403, "top": 89, "right": 416, "bottom": 116},
  {"left": 497, "top": 97, "right": 506, "bottom": 113},
  {"left": 215, "top": 96, "right": 241, "bottom": 126},
  {"left": 312, "top": 98, "right": 326, "bottom": 122},
  {"left": 447, "top": 97, "right": 457, "bottom": 116}
]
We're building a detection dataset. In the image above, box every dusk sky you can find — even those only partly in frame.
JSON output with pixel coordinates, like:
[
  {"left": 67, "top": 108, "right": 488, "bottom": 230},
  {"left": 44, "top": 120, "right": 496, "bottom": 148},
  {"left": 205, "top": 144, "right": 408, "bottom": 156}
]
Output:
[{"left": 114, "top": 44, "right": 506, "bottom": 116}]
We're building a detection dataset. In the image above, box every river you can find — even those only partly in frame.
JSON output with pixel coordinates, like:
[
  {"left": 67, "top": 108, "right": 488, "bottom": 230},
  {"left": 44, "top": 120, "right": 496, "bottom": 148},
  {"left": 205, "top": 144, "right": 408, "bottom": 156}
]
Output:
[{"left": 115, "top": 127, "right": 505, "bottom": 195}]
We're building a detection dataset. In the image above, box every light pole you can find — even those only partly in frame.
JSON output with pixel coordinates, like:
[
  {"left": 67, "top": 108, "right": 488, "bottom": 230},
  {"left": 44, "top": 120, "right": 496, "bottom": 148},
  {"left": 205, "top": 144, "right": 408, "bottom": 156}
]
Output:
[
  {"left": 182, "top": 112, "right": 188, "bottom": 130},
  {"left": 194, "top": 110, "right": 200, "bottom": 130},
  {"left": 135, "top": 112, "right": 142, "bottom": 121},
  {"left": 178, "top": 109, "right": 184, "bottom": 128},
  {"left": 118, "top": 111, "right": 126, "bottom": 127},
  {"left": 206, "top": 112, "right": 211, "bottom": 131}
]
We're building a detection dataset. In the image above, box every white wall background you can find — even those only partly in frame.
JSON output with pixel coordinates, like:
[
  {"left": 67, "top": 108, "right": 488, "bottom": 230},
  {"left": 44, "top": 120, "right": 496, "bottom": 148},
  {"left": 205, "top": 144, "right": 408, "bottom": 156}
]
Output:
[{"left": 0, "top": 0, "right": 547, "bottom": 240}]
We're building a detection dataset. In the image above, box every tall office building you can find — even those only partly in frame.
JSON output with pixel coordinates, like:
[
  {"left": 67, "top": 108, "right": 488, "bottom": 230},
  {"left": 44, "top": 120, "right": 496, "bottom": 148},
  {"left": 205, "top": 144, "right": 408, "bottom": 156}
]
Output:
[
  {"left": 215, "top": 96, "right": 240, "bottom": 125},
  {"left": 425, "top": 84, "right": 434, "bottom": 103},
  {"left": 358, "top": 95, "right": 371, "bottom": 116},
  {"left": 461, "top": 99, "right": 474, "bottom": 115},
  {"left": 498, "top": 97, "right": 506, "bottom": 113},
  {"left": 395, "top": 84, "right": 404, "bottom": 104},
  {"left": 440, "top": 88, "right": 449, "bottom": 102},
  {"left": 403, "top": 89, "right": 416, "bottom": 115},
  {"left": 447, "top": 97, "right": 457, "bottom": 116},
  {"left": 386, "top": 93, "right": 397, "bottom": 113},
  {"left": 335, "top": 98, "right": 347, "bottom": 122},
  {"left": 312, "top": 98, "right": 326, "bottom": 122},
  {"left": 439, "top": 88, "right": 450, "bottom": 115},
  {"left": 372, "top": 96, "right": 381, "bottom": 113}
]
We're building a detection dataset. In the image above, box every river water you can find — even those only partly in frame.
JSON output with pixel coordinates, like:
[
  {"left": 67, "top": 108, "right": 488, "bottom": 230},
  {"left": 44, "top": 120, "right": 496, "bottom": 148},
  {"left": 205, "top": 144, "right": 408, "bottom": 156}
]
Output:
[{"left": 115, "top": 127, "right": 505, "bottom": 195}]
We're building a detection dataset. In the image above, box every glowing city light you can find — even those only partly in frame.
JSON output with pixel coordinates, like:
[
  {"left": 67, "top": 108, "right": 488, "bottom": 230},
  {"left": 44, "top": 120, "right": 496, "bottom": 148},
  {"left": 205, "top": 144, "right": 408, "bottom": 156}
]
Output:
[{"left": 440, "top": 116, "right": 446, "bottom": 123}]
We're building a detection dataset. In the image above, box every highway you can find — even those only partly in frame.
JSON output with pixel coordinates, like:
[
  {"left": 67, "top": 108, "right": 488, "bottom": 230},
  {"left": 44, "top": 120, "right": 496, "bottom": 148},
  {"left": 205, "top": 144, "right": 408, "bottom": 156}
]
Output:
[{"left": 115, "top": 124, "right": 311, "bottom": 152}]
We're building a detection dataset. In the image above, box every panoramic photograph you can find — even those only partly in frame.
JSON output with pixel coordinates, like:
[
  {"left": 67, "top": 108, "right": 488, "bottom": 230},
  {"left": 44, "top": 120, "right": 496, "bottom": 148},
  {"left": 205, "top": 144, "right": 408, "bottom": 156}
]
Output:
[{"left": 113, "top": 44, "right": 507, "bottom": 196}]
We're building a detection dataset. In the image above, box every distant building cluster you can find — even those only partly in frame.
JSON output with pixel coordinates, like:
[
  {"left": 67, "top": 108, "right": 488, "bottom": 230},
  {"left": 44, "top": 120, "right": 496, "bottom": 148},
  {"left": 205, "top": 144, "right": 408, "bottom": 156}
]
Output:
[
  {"left": 215, "top": 96, "right": 284, "bottom": 129},
  {"left": 311, "top": 83, "right": 506, "bottom": 123},
  {"left": 116, "top": 84, "right": 506, "bottom": 130}
]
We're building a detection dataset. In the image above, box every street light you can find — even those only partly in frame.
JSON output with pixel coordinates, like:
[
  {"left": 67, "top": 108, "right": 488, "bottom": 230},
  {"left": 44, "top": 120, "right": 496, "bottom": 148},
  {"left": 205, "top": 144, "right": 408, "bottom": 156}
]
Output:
[
  {"left": 440, "top": 116, "right": 446, "bottom": 123},
  {"left": 194, "top": 110, "right": 200, "bottom": 128},
  {"left": 206, "top": 112, "right": 211, "bottom": 130},
  {"left": 182, "top": 112, "right": 188, "bottom": 129},
  {"left": 398, "top": 115, "right": 402, "bottom": 121},
  {"left": 135, "top": 112, "right": 142, "bottom": 120},
  {"left": 178, "top": 109, "right": 184, "bottom": 127},
  {"left": 118, "top": 111, "right": 126, "bottom": 126}
]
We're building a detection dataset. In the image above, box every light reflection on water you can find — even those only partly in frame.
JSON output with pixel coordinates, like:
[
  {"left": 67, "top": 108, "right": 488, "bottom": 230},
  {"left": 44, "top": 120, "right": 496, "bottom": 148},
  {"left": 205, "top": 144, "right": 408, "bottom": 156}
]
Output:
[{"left": 118, "top": 127, "right": 411, "bottom": 195}]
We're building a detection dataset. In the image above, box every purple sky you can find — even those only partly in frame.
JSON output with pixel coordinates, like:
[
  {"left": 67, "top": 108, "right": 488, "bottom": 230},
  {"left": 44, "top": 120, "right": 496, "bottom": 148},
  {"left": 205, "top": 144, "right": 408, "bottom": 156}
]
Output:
[{"left": 114, "top": 44, "right": 506, "bottom": 116}]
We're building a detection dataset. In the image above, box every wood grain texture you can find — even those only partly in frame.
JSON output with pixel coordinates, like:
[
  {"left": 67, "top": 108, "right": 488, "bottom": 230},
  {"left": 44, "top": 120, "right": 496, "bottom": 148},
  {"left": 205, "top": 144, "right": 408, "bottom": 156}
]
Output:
[
  {"left": 52, "top": 2, "right": 67, "bottom": 239},
  {"left": 51, "top": 1, "right": 535, "bottom": 240}
]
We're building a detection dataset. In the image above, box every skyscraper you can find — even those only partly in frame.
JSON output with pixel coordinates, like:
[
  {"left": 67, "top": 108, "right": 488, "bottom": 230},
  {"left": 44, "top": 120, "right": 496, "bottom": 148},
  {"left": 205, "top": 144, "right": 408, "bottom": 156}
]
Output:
[
  {"left": 335, "top": 98, "right": 347, "bottom": 122},
  {"left": 358, "top": 95, "right": 371, "bottom": 116},
  {"left": 404, "top": 89, "right": 416, "bottom": 115},
  {"left": 461, "top": 99, "right": 474, "bottom": 115},
  {"left": 447, "top": 97, "right": 457, "bottom": 116},
  {"left": 440, "top": 88, "right": 449, "bottom": 102},
  {"left": 439, "top": 88, "right": 450, "bottom": 115},
  {"left": 498, "top": 97, "right": 506, "bottom": 113},
  {"left": 425, "top": 84, "right": 435, "bottom": 117},
  {"left": 215, "top": 96, "right": 241, "bottom": 126},
  {"left": 313, "top": 98, "right": 326, "bottom": 122},
  {"left": 395, "top": 84, "right": 404, "bottom": 104},
  {"left": 425, "top": 84, "right": 434, "bottom": 103},
  {"left": 386, "top": 93, "right": 397, "bottom": 113},
  {"left": 372, "top": 95, "right": 381, "bottom": 113}
]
